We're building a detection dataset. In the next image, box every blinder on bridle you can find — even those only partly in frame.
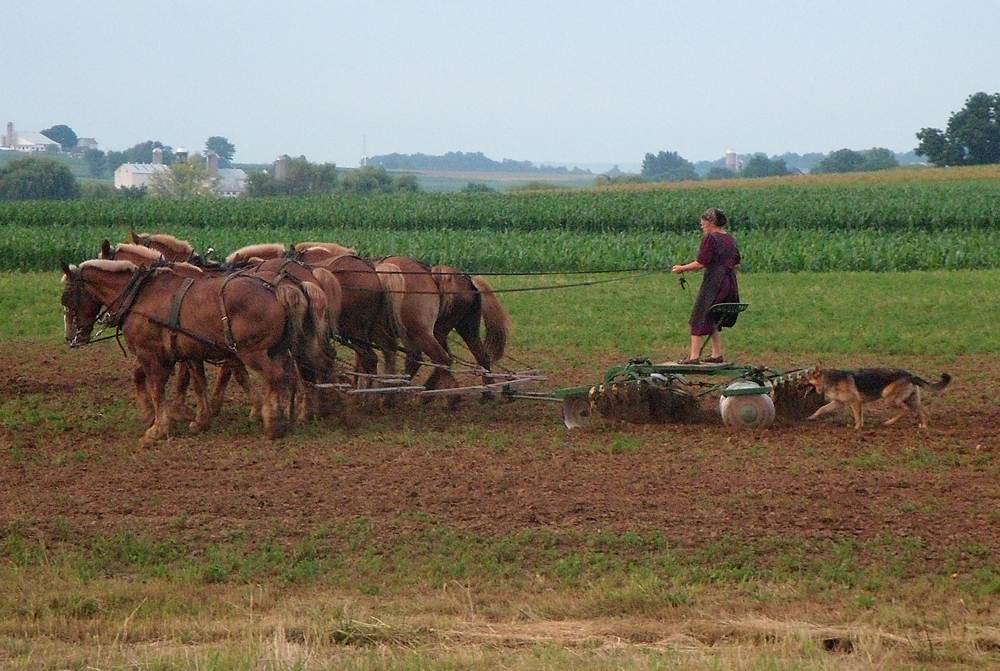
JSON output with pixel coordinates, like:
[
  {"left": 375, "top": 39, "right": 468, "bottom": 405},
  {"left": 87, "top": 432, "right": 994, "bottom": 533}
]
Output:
[{"left": 62, "top": 268, "right": 110, "bottom": 347}]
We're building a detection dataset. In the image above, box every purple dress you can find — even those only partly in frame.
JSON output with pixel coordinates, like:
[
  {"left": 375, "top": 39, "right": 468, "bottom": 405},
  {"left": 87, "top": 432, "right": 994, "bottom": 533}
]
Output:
[{"left": 689, "top": 232, "right": 741, "bottom": 336}]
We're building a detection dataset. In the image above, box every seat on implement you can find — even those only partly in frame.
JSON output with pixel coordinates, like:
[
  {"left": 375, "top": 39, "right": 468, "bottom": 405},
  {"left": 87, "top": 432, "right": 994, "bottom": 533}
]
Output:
[{"left": 708, "top": 302, "right": 749, "bottom": 330}]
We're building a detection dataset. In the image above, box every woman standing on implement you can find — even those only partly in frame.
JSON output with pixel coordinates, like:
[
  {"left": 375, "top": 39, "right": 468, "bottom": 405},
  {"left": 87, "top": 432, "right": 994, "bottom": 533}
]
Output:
[{"left": 671, "top": 208, "right": 741, "bottom": 364}]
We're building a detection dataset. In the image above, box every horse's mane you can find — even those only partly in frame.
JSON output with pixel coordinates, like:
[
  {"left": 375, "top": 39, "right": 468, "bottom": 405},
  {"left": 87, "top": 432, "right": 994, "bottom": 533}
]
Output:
[
  {"left": 171, "top": 261, "right": 204, "bottom": 275},
  {"left": 295, "top": 241, "right": 357, "bottom": 256},
  {"left": 226, "top": 243, "right": 285, "bottom": 264},
  {"left": 142, "top": 233, "right": 194, "bottom": 256},
  {"left": 81, "top": 259, "right": 138, "bottom": 273},
  {"left": 114, "top": 244, "right": 164, "bottom": 263}
]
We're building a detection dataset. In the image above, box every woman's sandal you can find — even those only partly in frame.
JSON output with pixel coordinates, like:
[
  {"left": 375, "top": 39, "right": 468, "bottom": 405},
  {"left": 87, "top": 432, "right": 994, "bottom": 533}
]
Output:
[{"left": 676, "top": 356, "right": 701, "bottom": 364}]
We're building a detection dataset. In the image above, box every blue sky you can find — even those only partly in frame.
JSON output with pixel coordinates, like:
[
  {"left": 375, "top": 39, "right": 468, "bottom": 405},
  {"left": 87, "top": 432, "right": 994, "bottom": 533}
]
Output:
[{"left": 7, "top": 1, "right": 998, "bottom": 169}]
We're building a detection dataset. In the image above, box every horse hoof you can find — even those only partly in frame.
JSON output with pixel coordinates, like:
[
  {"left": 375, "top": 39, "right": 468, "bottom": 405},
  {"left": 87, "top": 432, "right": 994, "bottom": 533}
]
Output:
[{"left": 139, "top": 429, "right": 167, "bottom": 446}]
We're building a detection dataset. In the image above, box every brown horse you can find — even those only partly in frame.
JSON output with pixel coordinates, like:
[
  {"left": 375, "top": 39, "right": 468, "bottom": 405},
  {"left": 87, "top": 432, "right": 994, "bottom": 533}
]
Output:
[
  {"left": 432, "top": 264, "right": 511, "bottom": 377},
  {"left": 226, "top": 242, "right": 395, "bottom": 388},
  {"left": 374, "top": 257, "right": 511, "bottom": 404},
  {"left": 101, "top": 240, "right": 261, "bottom": 420},
  {"left": 240, "top": 257, "right": 344, "bottom": 419},
  {"left": 106, "top": 240, "right": 344, "bottom": 421},
  {"left": 61, "top": 259, "right": 307, "bottom": 443}
]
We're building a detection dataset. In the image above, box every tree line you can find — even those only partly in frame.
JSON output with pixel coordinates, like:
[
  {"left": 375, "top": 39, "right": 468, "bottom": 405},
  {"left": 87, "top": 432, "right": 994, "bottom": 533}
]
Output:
[
  {"left": 638, "top": 91, "right": 999, "bottom": 183},
  {"left": 5, "top": 91, "right": 997, "bottom": 199}
]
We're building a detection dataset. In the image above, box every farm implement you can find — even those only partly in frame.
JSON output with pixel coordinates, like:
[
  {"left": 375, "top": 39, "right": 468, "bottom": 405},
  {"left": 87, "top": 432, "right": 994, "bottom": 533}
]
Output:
[
  {"left": 502, "top": 358, "right": 820, "bottom": 430},
  {"left": 344, "top": 355, "right": 820, "bottom": 431}
]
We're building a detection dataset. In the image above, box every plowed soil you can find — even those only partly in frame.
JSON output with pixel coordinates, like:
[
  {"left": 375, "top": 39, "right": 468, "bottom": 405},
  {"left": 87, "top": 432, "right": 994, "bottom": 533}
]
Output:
[{"left": 2, "top": 343, "right": 999, "bottom": 570}]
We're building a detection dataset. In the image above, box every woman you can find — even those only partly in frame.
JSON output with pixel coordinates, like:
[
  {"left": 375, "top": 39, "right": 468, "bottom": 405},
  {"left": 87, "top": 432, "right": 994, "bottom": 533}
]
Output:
[{"left": 671, "top": 207, "right": 741, "bottom": 364}]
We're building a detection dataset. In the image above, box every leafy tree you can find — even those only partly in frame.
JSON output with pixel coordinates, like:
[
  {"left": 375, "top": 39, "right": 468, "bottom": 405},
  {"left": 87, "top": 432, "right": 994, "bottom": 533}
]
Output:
[
  {"left": 103, "top": 141, "right": 175, "bottom": 173},
  {"left": 704, "top": 166, "right": 737, "bottom": 180},
  {"left": 82, "top": 148, "right": 108, "bottom": 178},
  {"left": 0, "top": 156, "right": 79, "bottom": 200},
  {"left": 148, "top": 155, "right": 217, "bottom": 199},
  {"left": 393, "top": 173, "right": 420, "bottom": 192},
  {"left": 916, "top": 92, "right": 1000, "bottom": 166},
  {"left": 640, "top": 151, "right": 698, "bottom": 182},
  {"left": 812, "top": 149, "right": 865, "bottom": 174},
  {"left": 246, "top": 156, "right": 338, "bottom": 196},
  {"left": 741, "top": 153, "right": 790, "bottom": 178},
  {"left": 860, "top": 147, "right": 900, "bottom": 172},
  {"left": 813, "top": 147, "right": 900, "bottom": 174},
  {"left": 40, "top": 124, "right": 77, "bottom": 150},
  {"left": 461, "top": 181, "right": 497, "bottom": 193},
  {"left": 205, "top": 136, "right": 236, "bottom": 167},
  {"left": 78, "top": 181, "right": 118, "bottom": 199},
  {"left": 339, "top": 165, "right": 396, "bottom": 194}
]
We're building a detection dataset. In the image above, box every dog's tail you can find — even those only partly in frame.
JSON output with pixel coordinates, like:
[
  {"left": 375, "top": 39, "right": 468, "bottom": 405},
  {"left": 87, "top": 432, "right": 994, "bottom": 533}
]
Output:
[{"left": 914, "top": 373, "right": 951, "bottom": 392}]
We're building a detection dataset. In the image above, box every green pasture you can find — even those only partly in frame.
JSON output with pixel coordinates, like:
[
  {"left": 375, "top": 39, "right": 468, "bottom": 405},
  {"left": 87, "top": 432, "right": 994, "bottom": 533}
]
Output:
[{"left": 12, "top": 268, "right": 1000, "bottom": 357}]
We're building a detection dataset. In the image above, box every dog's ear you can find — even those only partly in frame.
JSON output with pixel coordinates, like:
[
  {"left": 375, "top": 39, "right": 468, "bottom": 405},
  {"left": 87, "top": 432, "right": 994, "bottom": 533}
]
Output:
[{"left": 815, "top": 361, "right": 823, "bottom": 372}]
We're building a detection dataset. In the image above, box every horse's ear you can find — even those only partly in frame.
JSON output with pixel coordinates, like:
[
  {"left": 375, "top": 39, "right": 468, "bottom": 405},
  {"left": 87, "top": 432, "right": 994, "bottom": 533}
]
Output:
[
  {"left": 60, "top": 261, "right": 72, "bottom": 276},
  {"left": 130, "top": 228, "right": 140, "bottom": 243},
  {"left": 100, "top": 239, "right": 113, "bottom": 258}
]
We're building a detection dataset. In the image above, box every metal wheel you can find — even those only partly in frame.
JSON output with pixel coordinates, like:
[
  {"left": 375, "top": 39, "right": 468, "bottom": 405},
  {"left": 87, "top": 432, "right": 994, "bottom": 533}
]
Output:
[
  {"left": 562, "top": 394, "right": 593, "bottom": 429},
  {"left": 719, "top": 382, "right": 776, "bottom": 429}
]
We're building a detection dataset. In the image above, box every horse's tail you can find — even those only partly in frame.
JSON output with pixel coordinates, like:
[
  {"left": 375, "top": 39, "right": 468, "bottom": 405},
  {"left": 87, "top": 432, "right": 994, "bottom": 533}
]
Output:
[
  {"left": 431, "top": 266, "right": 457, "bottom": 319},
  {"left": 471, "top": 275, "right": 511, "bottom": 365},
  {"left": 375, "top": 261, "right": 406, "bottom": 341},
  {"left": 274, "top": 283, "right": 308, "bottom": 357},
  {"left": 310, "top": 267, "right": 342, "bottom": 338}
]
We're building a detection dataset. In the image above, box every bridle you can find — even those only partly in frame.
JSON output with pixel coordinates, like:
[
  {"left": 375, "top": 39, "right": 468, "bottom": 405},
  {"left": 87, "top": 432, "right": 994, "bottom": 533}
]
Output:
[
  {"left": 62, "top": 274, "right": 89, "bottom": 348},
  {"left": 63, "top": 265, "right": 155, "bottom": 348}
]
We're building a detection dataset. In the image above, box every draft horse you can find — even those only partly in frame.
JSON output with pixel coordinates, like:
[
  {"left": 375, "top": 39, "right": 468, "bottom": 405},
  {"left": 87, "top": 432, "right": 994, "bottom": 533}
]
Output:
[
  {"left": 101, "top": 240, "right": 261, "bottom": 419},
  {"left": 375, "top": 257, "right": 511, "bottom": 404},
  {"left": 61, "top": 259, "right": 308, "bottom": 443},
  {"left": 227, "top": 242, "right": 395, "bottom": 388}
]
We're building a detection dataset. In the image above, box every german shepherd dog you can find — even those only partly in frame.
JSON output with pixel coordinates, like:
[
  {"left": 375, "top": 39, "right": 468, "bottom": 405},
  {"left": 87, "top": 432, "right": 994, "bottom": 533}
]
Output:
[{"left": 804, "top": 363, "right": 951, "bottom": 429}]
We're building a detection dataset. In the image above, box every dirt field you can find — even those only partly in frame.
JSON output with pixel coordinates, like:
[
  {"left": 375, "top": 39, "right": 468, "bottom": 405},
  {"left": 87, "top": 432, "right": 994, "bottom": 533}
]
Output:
[{"left": 2, "top": 342, "right": 999, "bottom": 572}]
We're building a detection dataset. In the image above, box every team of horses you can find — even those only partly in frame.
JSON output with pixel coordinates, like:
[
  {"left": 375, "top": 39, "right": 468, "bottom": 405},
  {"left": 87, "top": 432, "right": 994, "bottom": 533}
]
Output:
[{"left": 61, "top": 231, "right": 512, "bottom": 444}]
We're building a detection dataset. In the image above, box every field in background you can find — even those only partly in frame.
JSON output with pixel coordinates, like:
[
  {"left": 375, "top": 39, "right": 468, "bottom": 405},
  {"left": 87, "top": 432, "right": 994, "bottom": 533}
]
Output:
[
  {"left": 3, "top": 164, "right": 1000, "bottom": 273},
  {"left": 408, "top": 169, "right": 600, "bottom": 192}
]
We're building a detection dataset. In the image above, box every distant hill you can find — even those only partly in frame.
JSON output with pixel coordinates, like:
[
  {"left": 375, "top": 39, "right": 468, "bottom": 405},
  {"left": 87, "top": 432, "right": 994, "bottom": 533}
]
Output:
[{"left": 369, "top": 151, "right": 592, "bottom": 175}]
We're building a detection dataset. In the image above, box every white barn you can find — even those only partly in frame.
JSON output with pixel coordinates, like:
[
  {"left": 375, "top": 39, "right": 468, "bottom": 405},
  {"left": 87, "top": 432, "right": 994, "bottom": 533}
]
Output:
[
  {"left": 114, "top": 162, "right": 170, "bottom": 188},
  {"left": 2, "top": 122, "right": 60, "bottom": 152},
  {"left": 114, "top": 149, "right": 247, "bottom": 197}
]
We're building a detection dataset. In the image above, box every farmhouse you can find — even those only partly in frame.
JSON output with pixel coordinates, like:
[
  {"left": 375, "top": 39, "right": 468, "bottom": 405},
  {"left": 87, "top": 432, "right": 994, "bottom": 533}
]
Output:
[
  {"left": 1, "top": 122, "right": 61, "bottom": 152},
  {"left": 114, "top": 148, "right": 247, "bottom": 197}
]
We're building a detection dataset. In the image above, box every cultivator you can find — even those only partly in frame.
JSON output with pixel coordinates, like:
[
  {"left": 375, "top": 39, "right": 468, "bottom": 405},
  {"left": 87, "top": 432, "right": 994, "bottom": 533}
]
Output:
[{"left": 507, "top": 358, "right": 823, "bottom": 429}]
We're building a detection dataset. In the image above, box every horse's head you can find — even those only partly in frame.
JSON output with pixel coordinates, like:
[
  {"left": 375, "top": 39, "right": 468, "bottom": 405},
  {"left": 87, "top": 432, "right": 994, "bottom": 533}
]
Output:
[
  {"left": 60, "top": 261, "right": 104, "bottom": 348},
  {"left": 102, "top": 242, "right": 164, "bottom": 268}
]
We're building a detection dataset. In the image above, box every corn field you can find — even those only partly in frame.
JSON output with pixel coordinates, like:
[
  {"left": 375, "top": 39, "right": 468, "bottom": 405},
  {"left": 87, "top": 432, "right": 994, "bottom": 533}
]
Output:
[{"left": 2, "top": 176, "right": 999, "bottom": 272}]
